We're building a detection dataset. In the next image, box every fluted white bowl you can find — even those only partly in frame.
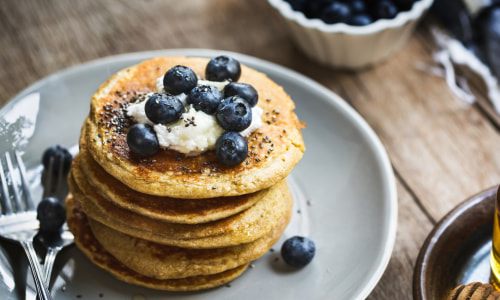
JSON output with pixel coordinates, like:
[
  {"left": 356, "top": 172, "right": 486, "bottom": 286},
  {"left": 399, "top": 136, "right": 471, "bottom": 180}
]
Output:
[{"left": 268, "top": 0, "right": 434, "bottom": 69}]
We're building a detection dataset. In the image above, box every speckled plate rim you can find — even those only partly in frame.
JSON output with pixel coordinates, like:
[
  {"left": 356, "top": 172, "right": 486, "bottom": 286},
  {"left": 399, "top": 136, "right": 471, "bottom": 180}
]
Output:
[
  {"left": 413, "top": 185, "right": 498, "bottom": 300},
  {"left": 1, "top": 49, "right": 397, "bottom": 300}
]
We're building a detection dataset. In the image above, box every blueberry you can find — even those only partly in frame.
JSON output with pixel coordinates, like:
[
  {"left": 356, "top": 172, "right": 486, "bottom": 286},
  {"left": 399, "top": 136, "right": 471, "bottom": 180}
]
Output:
[
  {"left": 349, "top": 0, "right": 367, "bottom": 14},
  {"left": 187, "top": 85, "right": 223, "bottom": 114},
  {"left": 290, "top": 0, "right": 406, "bottom": 24},
  {"left": 223, "top": 82, "right": 258, "bottom": 107},
  {"left": 163, "top": 65, "right": 198, "bottom": 95},
  {"left": 285, "top": 0, "right": 308, "bottom": 12},
  {"left": 41, "top": 145, "right": 73, "bottom": 175},
  {"left": 304, "top": 0, "right": 329, "bottom": 19},
  {"left": 37, "top": 197, "right": 65, "bottom": 234},
  {"left": 320, "top": 1, "right": 351, "bottom": 24},
  {"left": 281, "top": 236, "right": 316, "bottom": 268},
  {"left": 145, "top": 93, "right": 184, "bottom": 125},
  {"left": 205, "top": 56, "right": 241, "bottom": 82},
  {"left": 215, "top": 132, "right": 248, "bottom": 166},
  {"left": 347, "top": 14, "right": 373, "bottom": 26},
  {"left": 375, "top": 0, "right": 398, "bottom": 19},
  {"left": 216, "top": 96, "right": 252, "bottom": 132},
  {"left": 126, "top": 123, "right": 159, "bottom": 157},
  {"left": 393, "top": 0, "right": 415, "bottom": 11}
]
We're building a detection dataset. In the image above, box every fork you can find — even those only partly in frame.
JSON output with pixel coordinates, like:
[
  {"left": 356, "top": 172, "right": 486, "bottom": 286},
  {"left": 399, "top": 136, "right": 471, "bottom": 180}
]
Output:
[
  {"left": 38, "top": 155, "right": 74, "bottom": 286},
  {"left": 0, "top": 151, "right": 53, "bottom": 300}
]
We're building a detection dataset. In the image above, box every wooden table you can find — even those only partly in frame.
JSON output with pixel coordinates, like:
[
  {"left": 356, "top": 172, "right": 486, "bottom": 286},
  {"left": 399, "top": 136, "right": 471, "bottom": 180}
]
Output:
[{"left": 2, "top": 0, "right": 499, "bottom": 299}]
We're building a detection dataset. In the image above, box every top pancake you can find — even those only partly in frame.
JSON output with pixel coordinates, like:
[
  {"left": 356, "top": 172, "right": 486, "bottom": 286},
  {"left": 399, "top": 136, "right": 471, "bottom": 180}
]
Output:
[{"left": 85, "top": 56, "right": 305, "bottom": 198}]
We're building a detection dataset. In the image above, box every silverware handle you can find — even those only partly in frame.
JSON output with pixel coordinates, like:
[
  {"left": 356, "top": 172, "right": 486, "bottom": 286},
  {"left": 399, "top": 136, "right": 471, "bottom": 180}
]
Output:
[
  {"left": 21, "top": 240, "right": 53, "bottom": 300},
  {"left": 43, "top": 247, "right": 60, "bottom": 285}
]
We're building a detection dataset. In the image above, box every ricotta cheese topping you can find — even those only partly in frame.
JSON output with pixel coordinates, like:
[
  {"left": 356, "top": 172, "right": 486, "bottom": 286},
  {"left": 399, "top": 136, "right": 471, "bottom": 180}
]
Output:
[{"left": 127, "top": 77, "right": 262, "bottom": 156}]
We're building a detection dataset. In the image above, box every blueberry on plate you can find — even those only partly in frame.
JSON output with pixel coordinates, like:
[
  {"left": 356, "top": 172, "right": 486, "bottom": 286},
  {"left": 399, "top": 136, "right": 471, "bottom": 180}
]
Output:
[
  {"left": 216, "top": 96, "right": 252, "bottom": 132},
  {"left": 187, "top": 85, "right": 223, "bottom": 114},
  {"left": 223, "top": 82, "right": 258, "bottom": 107},
  {"left": 163, "top": 65, "right": 198, "bottom": 95},
  {"left": 215, "top": 131, "right": 248, "bottom": 166},
  {"left": 320, "top": 1, "right": 351, "bottom": 24},
  {"left": 41, "top": 145, "right": 73, "bottom": 175},
  {"left": 145, "top": 93, "right": 184, "bottom": 125},
  {"left": 37, "top": 197, "right": 66, "bottom": 234},
  {"left": 126, "top": 123, "right": 159, "bottom": 157},
  {"left": 281, "top": 236, "right": 316, "bottom": 267},
  {"left": 205, "top": 56, "right": 241, "bottom": 82}
]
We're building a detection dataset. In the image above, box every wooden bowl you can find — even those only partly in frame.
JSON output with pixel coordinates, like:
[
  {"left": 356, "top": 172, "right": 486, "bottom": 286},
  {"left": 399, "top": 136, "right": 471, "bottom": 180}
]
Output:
[{"left": 413, "top": 186, "right": 498, "bottom": 299}]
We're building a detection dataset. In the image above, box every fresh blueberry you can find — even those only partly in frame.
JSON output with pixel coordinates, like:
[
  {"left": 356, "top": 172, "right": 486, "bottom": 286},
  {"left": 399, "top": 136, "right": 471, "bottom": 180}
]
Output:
[
  {"left": 393, "top": 0, "right": 416, "bottom": 11},
  {"left": 289, "top": 0, "right": 406, "bottom": 24},
  {"left": 320, "top": 1, "right": 351, "bottom": 24},
  {"left": 41, "top": 145, "right": 73, "bottom": 175},
  {"left": 285, "top": 0, "right": 308, "bottom": 12},
  {"left": 347, "top": 14, "right": 373, "bottom": 26},
  {"left": 281, "top": 236, "right": 316, "bottom": 268},
  {"left": 375, "top": 0, "right": 398, "bottom": 19},
  {"left": 215, "top": 131, "right": 248, "bottom": 166},
  {"left": 126, "top": 123, "right": 159, "bottom": 157},
  {"left": 304, "top": 0, "right": 328, "bottom": 19},
  {"left": 223, "top": 82, "right": 258, "bottom": 107},
  {"left": 349, "top": 0, "right": 367, "bottom": 14},
  {"left": 163, "top": 65, "right": 198, "bottom": 95},
  {"left": 216, "top": 96, "right": 252, "bottom": 132},
  {"left": 205, "top": 56, "right": 241, "bottom": 82},
  {"left": 187, "top": 85, "right": 223, "bottom": 114},
  {"left": 145, "top": 93, "right": 184, "bottom": 125},
  {"left": 37, "top": 197, "right": 65, "bottom": 234}
]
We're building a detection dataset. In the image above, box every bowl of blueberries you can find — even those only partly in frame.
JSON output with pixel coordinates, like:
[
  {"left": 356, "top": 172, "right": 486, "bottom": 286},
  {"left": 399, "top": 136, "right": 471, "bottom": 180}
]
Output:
[{"left": 268, "top": 0, "right": 433, "bottom": 69}]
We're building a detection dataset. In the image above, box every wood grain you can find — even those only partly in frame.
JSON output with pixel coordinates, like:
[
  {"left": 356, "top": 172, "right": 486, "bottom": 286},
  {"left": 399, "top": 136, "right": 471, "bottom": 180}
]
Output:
[{"left": 2, "top": 0, "right": 500, "bottom": 299}]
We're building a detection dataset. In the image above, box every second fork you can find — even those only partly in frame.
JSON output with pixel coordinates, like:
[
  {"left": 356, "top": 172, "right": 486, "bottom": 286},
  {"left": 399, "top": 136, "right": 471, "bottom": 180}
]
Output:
[{"left": 38, "top": 150, "right": 74, "bottom": 286}]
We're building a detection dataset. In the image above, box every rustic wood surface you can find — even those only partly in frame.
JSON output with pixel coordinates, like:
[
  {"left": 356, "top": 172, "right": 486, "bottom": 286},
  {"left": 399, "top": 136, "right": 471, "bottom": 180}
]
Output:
[{"left": 1, "top": 0, "right": 499, "bottom": 299}]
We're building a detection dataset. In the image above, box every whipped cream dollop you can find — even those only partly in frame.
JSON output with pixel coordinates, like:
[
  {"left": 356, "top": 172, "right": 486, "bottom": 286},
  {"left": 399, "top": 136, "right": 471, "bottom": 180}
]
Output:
[{"left": 127, "top": 78, "right": 263, "bottom": 156}]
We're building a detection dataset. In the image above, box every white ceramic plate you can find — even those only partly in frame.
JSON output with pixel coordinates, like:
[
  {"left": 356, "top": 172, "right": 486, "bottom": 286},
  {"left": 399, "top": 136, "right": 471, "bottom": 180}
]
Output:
[{"left": 0, "top": 49, "right": 397, "bottom": 300}]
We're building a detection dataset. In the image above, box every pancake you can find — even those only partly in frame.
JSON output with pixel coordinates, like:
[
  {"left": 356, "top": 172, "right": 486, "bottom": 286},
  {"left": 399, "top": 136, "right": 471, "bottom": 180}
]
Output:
[
  {"left": 87, "top": 200, "right": 290, "bottom": 279},
  {"left": 85, "top": 56, "right": 305, "bottom": 199},
  {"left": 69, "top": 171, "right": 294, "bottom": 248},
  {"left": 75, "top": 138, "right": 265, "bottom": 224},
  {"left": 66, "top": 194, "right": 248, "bottom": 291}
]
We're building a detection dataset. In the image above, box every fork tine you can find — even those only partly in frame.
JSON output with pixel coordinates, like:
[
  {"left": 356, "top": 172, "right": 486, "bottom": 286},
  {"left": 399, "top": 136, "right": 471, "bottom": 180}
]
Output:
[
  {"left": 15, "top": 151, "right": 35, "bottom": 211},
  {"left": 5, "top": 152, "right": 22, "bottom": 213},
  {"left": 0, "top": 155, "right": 13, "bottom": 215}
]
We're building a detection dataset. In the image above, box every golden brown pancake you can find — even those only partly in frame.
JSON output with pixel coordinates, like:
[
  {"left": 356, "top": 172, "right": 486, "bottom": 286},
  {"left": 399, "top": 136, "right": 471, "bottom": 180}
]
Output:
[
  {"left": 66, "top": 194, "right": 248, "bottom": 291},
  {"left": 66, "top": 55, "right": 304, "bottom": 292},
  {"left": 85, "top": 56, "right": 305, "bottom": 198},
  {"left": 75, "top": 138, "right": 265, "bottom": 224},
  {"left": 69, "top": 171, "right": 293, "bottom": 249},
  {"left": 87, "top": 202, "right": 290, "bottom": 279}
]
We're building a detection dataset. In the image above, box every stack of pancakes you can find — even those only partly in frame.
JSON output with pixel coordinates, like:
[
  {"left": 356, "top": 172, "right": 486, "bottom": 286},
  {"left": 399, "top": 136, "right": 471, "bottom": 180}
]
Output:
[{"left": 66, "top": 56, "right": 305, "bottom": 291}]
